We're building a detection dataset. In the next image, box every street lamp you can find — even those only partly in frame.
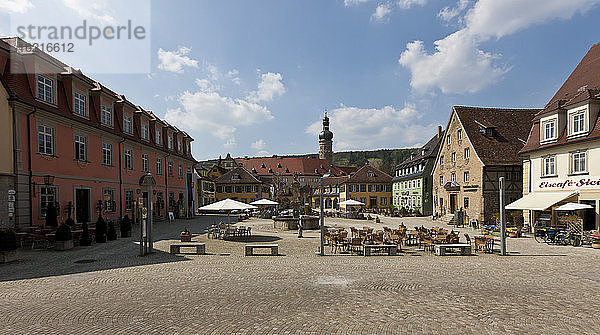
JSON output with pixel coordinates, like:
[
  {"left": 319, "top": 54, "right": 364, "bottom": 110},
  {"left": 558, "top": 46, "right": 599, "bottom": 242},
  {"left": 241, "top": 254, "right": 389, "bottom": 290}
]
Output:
[{"left": 317, "top": 169, "right": 331, "bottom": 255}]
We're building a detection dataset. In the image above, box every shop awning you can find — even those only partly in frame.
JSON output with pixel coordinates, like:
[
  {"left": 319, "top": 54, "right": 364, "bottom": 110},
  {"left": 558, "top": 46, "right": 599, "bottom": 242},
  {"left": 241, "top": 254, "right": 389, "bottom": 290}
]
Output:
[{"left": 505, "top": 191, "right": 578, "bottom": 211}]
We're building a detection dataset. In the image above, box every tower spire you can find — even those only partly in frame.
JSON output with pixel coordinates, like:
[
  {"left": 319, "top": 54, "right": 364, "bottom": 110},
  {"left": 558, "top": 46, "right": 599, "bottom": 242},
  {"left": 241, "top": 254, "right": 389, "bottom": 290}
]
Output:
[{"left": 318, "top": 111, "right": 333, "bottom": 165}]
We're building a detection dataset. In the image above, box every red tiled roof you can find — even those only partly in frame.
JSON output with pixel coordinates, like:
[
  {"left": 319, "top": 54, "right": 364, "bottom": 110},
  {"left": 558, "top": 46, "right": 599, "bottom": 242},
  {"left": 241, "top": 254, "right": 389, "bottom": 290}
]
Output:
[
  {"left": 540, "top": 42, "right": 600, "bottom": 116},
  {"left": 215, "top": 167, "right": 263, "bottom": 184},
  {"left": 521, "top": 42, "right": 600, "bottom": 154},
  {"left": 454, "top": 106, "right": 539, "bottom": 165},
  {"left": 234, "top": 156, "right": 348, "bottom": 177},
  {"left": 342, "top": 164, "right": 392, "bottom": 184}
]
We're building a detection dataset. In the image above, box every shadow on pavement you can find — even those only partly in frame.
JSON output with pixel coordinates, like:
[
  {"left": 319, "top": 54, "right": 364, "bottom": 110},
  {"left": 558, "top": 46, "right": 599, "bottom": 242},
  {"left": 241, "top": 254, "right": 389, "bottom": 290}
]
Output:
[{"left": 0, "top": 215, "right": 228, "bottom": 283}]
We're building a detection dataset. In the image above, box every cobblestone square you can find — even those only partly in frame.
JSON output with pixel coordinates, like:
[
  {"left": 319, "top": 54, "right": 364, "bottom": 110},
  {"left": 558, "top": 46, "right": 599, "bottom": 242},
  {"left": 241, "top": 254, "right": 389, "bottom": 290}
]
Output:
[{"left": 2, "top": 215, "right": 600, "bottom": 334}]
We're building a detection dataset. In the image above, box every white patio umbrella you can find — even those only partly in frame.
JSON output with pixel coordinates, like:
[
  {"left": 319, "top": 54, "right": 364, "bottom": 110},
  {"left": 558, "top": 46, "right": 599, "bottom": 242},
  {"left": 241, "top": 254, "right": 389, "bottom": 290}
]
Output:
[
  {"left": 199, "top": 198, "right": 257, "bottom": 225},
  {"left": 250, "top": 199, "right": 279, "bottom": 206},
  {"left": 339, "top": 199, "right": 365, "bottom": 206},
  {"left": 339, "top": 199, "right": 365, "bottom": 213},
  {"left": 555, "top": 202, "right": 593, "bottom": 211}
]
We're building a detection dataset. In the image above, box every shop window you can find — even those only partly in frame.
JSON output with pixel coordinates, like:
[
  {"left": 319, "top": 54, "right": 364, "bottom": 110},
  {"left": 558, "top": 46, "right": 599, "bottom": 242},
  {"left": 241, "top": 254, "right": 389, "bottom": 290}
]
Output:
[{"left": 103, "top": 189, "right": 115, "bottom": 212}]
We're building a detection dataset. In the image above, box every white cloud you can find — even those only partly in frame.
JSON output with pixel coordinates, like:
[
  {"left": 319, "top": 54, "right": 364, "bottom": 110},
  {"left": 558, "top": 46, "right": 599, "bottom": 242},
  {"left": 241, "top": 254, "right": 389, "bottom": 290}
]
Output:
[
  {"left": 248, "top": 72, "right": 286, "bottom": 103},
  {"left": 164, "top": 90, "right": 274, "bottom": 146},
  {"left": 0, "top": 0, "right": 33, "bottom": 13},
  {"left": 438, "top": 0, "right": 469, "bottom": 22},
  {"left": 157, "top": 47, "right": 199, "bottom": 74},
  {"left": 371, "top": 3, "right": 392, "bottom": 22},
  {"left": 224, "top": 138, "right": 237, "bottom": 149},
  {"left": 397, "top": 0, "right": 427, "bottom": 9},
  {"left": 399, "top": 30, "right": 508, "bottom": 94},
  {"left": 306, "top": 103, "right": 434, "bottom": 150},
  {"left": 251, "top": 139, "right": 266, "bottom": 150},
  {"left": 344, "top": 0, "right": 372, "bottom": 6},
  {"left": 464, "top": 0, "right": 600, "bottom": 38},
  {"left": 227, "top": 69, "right": 241, "bottom": 85},
  {"left": 400, "top": 0, "right": 600, "bottom": 94},
  {"left": 195, "top": 78, "right": 221, "bottom": 93},
  {"left": 62, "top": 0, "right": 117, "bottom": 25},
  {"left": 257, "top": 150, "right": 269, "bottom": 156}
]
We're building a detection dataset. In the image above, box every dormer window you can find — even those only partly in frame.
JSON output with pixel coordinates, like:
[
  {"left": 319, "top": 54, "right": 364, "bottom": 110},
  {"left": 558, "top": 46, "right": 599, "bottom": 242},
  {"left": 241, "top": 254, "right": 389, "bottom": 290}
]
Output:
[
  {"left": 168, "top": 134, "right": 173, "bottom": 149},
  {"left": 73, "top": 91, "right": 87, "bottom": 117},
  {"left": 37, "top": 75, "right": 54, "bottom": 104},
  {"left": 541, "top": 117, "right": 557, "bottom": 142},
  {"left": 141, "top": 122, "right": 149, "bottom": 140},
  {"left": 155, "top": 128, "right": 162, "bottom": 145},
  {"left": 101, "top": 105, "right": 112, "bottom": 126},
  {"left": 569, "top": 108, "right": 587, "bottom": 136},
  {"left": 178, "top": 140, "right": 182, "bottom": 152},
  {"left": 123, "top": 113, "right": 133, "bottom": 133}
]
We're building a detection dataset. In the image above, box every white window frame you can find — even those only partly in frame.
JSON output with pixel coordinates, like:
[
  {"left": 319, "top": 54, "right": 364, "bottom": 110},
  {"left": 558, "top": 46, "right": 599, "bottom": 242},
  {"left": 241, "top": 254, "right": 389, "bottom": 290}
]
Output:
[
  {"left": 103, "top": 188, "right": 115, "bottom": 213},
  {"left": 155, "top": 128, "right": 162, "bottom": 145},
  {"left": 156, "top": 157, "right": 163, "bottom": 175},
  {"left": 38, "top": 124, "right": 55, "bottom": 156},
  {"left": 543, "top": 156, "right": 556, "bottom": 176},
  {"left": 457, "top": 129, "right": 462, "bottom": 141},
  {"left": 102, "top": 142, "right": 112, "bottom": 166},
  {"left": 464, "top": 171, "right": 469, "bottom": 183},
  {"left": 39, "top": 185, "right": 58, "bottom": 218},
  {"left": 123, "top": 113, "right": 133, "bottom": 134},
  {"left": 168, "top": 135, "right": 173, "bottom": 149},
  {"left": 464, "top": 147, "right": 470, "bottom": 159},
  {"left": 142, "top": 153, "right": 149, "bottom": 172},
  {"left": 571, "top": 151, "right": 587, "bottom": 174},
  {"left": 73, "top": 91, "right": 87, "bottom": 117},
  {"left": 141, "top": 122, "right": 149, "bottom": 140},
  {"left": 101, "top": 105, "right": 113, "bottom": 126},
  {"left": 74, "top": 134, "right": 87, "bottom": 161},
  {"left": 452, "top": 152, "right": 456, "bottom": 163},
  {"left": 37, "top": 75, "right": 54, "bottom": 104},
  {"left": 124, "top": 148, "right": 133, "bottom": 170},
  {"left": 451, "top": 172, "right": 456, "bottom": 182},
  {"left": 571, "top": 109, "right": 587, "bottom": 135},
  {"left": 541, "top": 117, "right": 557, "bottom": 142}
]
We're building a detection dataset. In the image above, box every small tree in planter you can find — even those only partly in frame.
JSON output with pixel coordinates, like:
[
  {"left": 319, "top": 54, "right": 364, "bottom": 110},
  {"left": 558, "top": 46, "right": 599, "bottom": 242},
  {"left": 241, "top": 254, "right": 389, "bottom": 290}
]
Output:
[
  {"left": 80, "top": 222, "right": 92, "bottom": 246},
  {"left": 95, "top": 216, "right": 107, "bottom": 243},
  {"left": 120, "top": 215, "right": 132, "bottom": 238},
  {"left": 45, "top": 202, "right": 58, "bottom": 227},
  {"left": 107, "top": 221, "right": 117, "bottom": 241},
  {"left": 0, "top": 229, "right": 18, "bottom": 263},
  {"left": 54, "top": 223, "right": 73, "bottom": 251}
]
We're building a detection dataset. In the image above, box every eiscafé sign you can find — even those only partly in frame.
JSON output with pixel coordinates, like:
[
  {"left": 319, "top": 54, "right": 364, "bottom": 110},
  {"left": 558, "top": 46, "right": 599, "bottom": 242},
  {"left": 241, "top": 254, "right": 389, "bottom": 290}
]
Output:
[{"left": 538, "top": 177, "right": 600, "bottom": 190}]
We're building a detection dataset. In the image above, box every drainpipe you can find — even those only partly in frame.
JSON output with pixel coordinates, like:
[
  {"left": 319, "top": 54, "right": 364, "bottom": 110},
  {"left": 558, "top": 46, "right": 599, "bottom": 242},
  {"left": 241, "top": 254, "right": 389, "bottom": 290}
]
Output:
[
  {"left": 164, "top": 153, "right": 170, "bottom": 218},
  {"left": 26, "top": 107, "right": 37, "bottom": 227},
  {"left": 118, "top": 138, "right": 125, "bottom": 219}
]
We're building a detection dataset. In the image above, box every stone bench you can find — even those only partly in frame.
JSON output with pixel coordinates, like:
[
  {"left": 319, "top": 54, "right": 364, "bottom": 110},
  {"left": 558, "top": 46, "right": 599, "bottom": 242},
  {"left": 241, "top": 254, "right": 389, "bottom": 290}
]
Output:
[
  {"left": 434, "top": 243, "right": 472, "bottom": 256},
  {"left": 245, "top": 244, "right": 278, "bottom": 256},
  {"left": 363, "top": 244, "right": 397, "bottom": 256},
  {"left": 170, "top": 243, "right": 206, "bottom": 255}
]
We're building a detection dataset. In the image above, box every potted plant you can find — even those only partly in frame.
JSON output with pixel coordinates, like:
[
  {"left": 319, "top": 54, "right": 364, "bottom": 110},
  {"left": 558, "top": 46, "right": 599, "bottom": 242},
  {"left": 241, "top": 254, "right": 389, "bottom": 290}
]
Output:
[
  {"left": 54, "top": 223, "right": 73, "bottom": 251},
  {"left": 120, "top": 215, "right": 132, "bottom": 238},
  {"left": 180, "top": 228, "right": 192, "bottom": 242},
  {"left": 0, "top": 229, "right": 18, "bottom": 263},
  {"left": 80, "top": 222, "right": 92, "bottom": 246},
  {"left": 95, "top": 216, "right": 107, "bottom": 243},
  {"left": 107, "top": 221, "right": 117, "bottom": 241}
]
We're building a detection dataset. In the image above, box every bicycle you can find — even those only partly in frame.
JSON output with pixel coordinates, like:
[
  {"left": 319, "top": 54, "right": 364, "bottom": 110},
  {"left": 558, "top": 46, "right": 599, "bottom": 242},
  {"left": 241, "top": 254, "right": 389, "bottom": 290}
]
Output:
[{"left": 554, "top": 230, "right": 582, "bottom": 246}]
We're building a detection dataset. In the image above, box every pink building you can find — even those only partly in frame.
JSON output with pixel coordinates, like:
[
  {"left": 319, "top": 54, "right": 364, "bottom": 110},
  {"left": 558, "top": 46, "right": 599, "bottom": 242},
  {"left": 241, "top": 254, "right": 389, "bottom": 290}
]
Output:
[{"left": 0, "top": 38, "right": 197, "bottom": 227}]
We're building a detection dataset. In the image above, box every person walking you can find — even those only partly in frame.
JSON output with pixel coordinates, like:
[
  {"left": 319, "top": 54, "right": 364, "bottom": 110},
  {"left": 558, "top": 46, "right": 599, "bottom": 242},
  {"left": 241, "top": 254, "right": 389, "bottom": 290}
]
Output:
[{"left": 298, "top": 215, "right": 304, "bottom": 238}]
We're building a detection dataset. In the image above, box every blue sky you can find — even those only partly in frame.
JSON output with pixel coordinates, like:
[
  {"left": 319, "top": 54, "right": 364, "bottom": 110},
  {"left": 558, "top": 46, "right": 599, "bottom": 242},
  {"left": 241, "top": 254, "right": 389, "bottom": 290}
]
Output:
[{"left": 2, "top": 0, "right": 600, "bottom": 160}]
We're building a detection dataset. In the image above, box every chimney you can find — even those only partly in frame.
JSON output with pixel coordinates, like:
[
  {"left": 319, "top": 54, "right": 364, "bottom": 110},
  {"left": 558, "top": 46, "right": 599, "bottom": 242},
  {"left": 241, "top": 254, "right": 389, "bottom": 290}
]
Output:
[{"left": 438, "top": 125, "right": 443, "bottom": 139}]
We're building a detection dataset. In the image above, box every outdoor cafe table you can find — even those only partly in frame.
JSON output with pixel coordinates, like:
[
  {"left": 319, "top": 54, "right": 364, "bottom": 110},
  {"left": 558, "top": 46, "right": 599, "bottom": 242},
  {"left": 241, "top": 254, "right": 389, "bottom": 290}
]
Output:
[{"left": 405, "top": 231, "right": 419, "bottom": 246}]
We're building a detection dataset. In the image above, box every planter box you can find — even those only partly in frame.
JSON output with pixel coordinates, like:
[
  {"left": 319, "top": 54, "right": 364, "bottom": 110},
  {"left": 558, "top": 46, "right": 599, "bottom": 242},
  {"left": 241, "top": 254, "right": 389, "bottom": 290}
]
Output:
[
  {"left": 55, "top": 240, "right": 74, "bottom": 251},
  {"left": 0, "top": 250, "right": 17, "bottom": 263},
  {"left": 180, "top": 235, "right": 192, "bottom": 242}
]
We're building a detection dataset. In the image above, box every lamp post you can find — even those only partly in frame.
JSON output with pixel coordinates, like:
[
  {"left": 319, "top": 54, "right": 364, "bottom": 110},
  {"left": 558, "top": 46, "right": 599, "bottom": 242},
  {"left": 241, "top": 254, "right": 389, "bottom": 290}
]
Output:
[{"left": 317, "top": 169, "right": 331, "bottom": 256}]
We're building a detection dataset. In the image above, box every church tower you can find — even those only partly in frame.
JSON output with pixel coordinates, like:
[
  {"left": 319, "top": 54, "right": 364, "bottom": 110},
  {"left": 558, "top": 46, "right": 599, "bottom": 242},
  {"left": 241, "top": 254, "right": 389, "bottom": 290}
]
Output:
[{"left": 319, "top": 112, "right": 333, "bottom": 164}]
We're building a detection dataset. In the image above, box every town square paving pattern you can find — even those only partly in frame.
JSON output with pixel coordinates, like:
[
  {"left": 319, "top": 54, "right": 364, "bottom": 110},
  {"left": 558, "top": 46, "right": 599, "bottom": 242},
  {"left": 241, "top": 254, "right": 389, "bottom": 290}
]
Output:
[{"left": 2, "top": 215, "right": 600, "bottom": 334}]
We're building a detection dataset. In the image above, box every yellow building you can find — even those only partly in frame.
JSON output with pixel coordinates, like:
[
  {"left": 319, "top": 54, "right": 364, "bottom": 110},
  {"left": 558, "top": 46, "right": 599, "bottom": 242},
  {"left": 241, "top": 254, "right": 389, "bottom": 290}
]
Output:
[
  {"left": 0, "top": 80, "right": 15, "bottom": 226},
  {"left": 214, "top": 167, "right": 270, "bottom": 203},
  {"left": 313, "top": 165, "right": 393, "bottom": 211}
]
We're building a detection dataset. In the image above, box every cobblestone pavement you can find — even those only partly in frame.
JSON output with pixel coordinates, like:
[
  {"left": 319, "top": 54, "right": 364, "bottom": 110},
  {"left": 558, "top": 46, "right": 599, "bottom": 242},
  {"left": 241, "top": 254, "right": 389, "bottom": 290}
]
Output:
[{"left": 2, "top": 215, "right": 600, "bottom": 334}]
